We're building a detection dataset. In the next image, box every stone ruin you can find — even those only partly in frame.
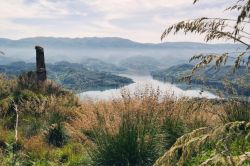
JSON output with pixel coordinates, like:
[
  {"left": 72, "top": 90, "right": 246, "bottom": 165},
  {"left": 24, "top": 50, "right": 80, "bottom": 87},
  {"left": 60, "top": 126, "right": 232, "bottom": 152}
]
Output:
[{"left": 35, "top": 46, "right": 47, "bottom": 82}]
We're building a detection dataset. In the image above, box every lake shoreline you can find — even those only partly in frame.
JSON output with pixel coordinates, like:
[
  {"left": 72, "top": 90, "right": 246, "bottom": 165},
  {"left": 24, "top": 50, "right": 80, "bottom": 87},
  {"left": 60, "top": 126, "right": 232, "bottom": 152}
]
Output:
[{"left": 78, "top": 74, "right": 217, "bottom": 100}]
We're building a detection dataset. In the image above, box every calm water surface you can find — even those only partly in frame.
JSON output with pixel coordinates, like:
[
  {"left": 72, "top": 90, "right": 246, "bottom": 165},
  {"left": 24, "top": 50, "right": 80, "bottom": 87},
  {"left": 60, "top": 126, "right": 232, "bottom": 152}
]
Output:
[{"left": 78, "top": 74, "right": 217, "bottom": 100}]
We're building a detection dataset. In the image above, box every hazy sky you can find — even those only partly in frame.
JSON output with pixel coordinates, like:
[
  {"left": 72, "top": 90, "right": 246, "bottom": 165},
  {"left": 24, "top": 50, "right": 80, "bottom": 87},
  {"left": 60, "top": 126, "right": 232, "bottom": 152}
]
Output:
[{"left": 0, "top": 0, "right": 235, "bottom": 43}]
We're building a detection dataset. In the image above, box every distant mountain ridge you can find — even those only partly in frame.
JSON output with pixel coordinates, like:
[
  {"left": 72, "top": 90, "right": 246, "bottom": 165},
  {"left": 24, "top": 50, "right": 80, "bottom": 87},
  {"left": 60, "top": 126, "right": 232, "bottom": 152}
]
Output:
[
  {"left": 0, "top": 37, "right": 244, "bottom": 49},
  {"left": 0, "top": 37, "right": 246, "bottom": 67}
]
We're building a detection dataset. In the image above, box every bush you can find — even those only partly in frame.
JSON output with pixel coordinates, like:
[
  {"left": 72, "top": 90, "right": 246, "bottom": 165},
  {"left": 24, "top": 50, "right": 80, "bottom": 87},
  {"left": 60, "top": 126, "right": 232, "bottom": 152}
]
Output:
[
  {"left": 90, "top": 112, "right": 161, "bottom": 166},
  {"left": 46, "top": 123, "right": 69, "bottom": 147}
]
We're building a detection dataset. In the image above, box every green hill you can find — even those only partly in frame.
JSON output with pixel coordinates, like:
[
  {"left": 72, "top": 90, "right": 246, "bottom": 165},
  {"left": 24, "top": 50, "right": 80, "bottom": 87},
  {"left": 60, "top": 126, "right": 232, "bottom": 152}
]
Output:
[
  {"left": 0, "top": 61, "right": 133, "bottom": 92},
  {"left": 151, "top": 64, "right": 250, "bottom": 96}
]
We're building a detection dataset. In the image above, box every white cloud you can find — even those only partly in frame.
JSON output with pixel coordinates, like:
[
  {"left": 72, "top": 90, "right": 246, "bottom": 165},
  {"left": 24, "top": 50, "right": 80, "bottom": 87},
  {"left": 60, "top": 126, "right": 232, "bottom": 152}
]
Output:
[{"left": 0, "top": 0, "right": 237, "bottom": 43}]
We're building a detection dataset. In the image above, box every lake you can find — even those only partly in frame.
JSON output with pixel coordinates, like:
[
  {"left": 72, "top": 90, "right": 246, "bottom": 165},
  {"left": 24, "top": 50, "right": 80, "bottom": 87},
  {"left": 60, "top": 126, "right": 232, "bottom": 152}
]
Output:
[{"left": 78, "top": 74, "right": 217, "bottom": 100}]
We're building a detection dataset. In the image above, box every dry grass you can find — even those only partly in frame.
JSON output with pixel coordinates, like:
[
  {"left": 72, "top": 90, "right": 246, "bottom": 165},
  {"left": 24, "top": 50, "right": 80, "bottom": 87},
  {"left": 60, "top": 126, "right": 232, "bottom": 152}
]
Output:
[
  {"left": 68, "top": 87, "right": 225, "bottom": 165},
  {"left": 0, "top": 74, "right": 17, "bottom": 99},
  {"left": 71, "top": 87, "right": 222, "bottom": 139},
  {"left": 1, "top": 74, "right": 247, "bottom": 165}
]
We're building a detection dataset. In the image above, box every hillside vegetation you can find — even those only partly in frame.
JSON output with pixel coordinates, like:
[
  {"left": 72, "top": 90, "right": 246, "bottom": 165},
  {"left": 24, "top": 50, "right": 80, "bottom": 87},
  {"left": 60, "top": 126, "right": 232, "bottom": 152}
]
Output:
[
  {"left": 0, "top": 61, "right": 133, "bottom": 92},
  {"left": 154, "top": 121, "right": 250, "bottom": 166},
  {"left": 151, "top": 64, "right": 250, "bottom": 96},
  {"left": 0, "top": 73, "right": 249, "bottom": 165}
]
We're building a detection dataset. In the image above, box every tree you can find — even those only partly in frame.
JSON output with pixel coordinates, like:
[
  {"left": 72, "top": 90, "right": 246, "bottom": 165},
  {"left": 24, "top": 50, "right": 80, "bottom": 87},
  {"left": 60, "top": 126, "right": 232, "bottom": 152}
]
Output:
[{"left": 162, "top": 0, "right": 250, "bottom": 77}]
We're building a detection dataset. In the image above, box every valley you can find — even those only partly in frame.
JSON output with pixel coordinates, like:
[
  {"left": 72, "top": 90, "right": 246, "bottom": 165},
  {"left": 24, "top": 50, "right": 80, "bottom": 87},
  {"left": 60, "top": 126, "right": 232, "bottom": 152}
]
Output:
[{"left": 1, "top": 37, "right": 249, "bottom": 98}]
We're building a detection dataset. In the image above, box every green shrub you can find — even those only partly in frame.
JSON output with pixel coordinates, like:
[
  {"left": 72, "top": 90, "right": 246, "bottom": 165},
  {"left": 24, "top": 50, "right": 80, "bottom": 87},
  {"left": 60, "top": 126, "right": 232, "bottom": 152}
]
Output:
[
  {"left": 46, "top": 123, "right": 69, "bottom": 148},
  {"left": 53, "top": 143, "right": 91, "bottom": 165},
  {"left": 90, "top": 112, "right": 161, "bottom": 166},
  {"left": 0, "top": 142, "right": 27, "bottom": 166}
]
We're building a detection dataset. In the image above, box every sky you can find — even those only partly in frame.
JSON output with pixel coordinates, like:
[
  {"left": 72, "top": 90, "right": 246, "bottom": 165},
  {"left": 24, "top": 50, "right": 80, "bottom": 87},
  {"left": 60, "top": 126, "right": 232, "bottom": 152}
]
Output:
[{"left": 0, "top": 0, "right": 236, "bottom": 43}]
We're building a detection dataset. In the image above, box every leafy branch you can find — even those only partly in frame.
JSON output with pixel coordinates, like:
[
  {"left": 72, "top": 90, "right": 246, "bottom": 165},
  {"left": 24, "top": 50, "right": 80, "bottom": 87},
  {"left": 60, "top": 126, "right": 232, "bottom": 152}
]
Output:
[{"left": 162, "top": 0, "right": 250, "bottom": 74}]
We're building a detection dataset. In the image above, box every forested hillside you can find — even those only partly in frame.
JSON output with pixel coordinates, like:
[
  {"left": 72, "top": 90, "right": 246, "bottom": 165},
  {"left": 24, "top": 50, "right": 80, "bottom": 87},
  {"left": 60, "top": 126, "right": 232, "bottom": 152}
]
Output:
[
  {"left": 0, "top": 61, "right": 133, "bottom": 92},
  {"left": 151, "top": 64, "right": 250, "bottom": 96}
]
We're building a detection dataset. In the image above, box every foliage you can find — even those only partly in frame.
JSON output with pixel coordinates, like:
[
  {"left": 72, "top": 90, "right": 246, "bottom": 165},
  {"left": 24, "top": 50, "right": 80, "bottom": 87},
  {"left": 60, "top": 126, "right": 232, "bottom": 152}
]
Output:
[
  {"left": 0, "top": 71, "right": 249, "bottom": 165},
  {"left": 162, "top": 0, "right": 250, "bottom": 75},
  {"left": 151, "top": 64, "right": 250, "bottom": 96},
  {"left": 220, "top": 99, "right": 250, "bottom": 123},
  {"left": 46, "top": 123, "right": 69, "bottom": 148},
  {"left": 186, "top": 123, "right": 250, "bottom": 165},
  {"left": 0, "top": 74, "right": 17, "bottom": 100},
  {"left": 90, "top": 111, "right": 161, "bottom": 166},
  {"left": 161, "top": 117, "right": 185, "bottom": 150},
  {"left": 0, "top": 61, "right": 133, "bottom": 92},
  {"left": 0, "top": 73, "right": 89, "bottom": 165},
  {"left": 184, "top": 143, "right": 215, "bottom": 166},
  {"left": 75, "top": 88, "right": 218, "bottom": 165},
  {"left": 17, "top": 71, "right": 70, "bottom": 96},
  {"left": 154, "top": 121, "right": 250, "bottom": 166},
  {"left": 0, "top": 142, "right": 28, "bottom": 166}
]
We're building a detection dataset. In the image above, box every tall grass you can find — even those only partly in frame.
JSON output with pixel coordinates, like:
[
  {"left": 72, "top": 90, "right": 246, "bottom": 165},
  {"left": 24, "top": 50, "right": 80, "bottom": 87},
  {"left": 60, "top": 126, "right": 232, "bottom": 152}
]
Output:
[
  {"left": 161, "top": 117, "right": 184, "bottom": 150},
  {"left": 0, "top": 73, "right": 84, "bottom": 164},
  {"left": 220, "top": 99, "right": 250, "bottom": 123},
  {"left": 73, "top": 87, "right": 219, "bottom": 165},
  {"left": 90, "top": 111, "right": 161, "bottom": 166},
  {"left": 2, "top": 72, "right": 249, "bottom": 165}
]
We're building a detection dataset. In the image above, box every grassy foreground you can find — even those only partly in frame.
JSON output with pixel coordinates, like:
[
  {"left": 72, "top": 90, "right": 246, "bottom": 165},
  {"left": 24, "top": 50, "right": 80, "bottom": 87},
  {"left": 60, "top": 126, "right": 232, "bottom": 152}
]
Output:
[{"left": 0, "top": 73, "right": 249, "bottom": 165}]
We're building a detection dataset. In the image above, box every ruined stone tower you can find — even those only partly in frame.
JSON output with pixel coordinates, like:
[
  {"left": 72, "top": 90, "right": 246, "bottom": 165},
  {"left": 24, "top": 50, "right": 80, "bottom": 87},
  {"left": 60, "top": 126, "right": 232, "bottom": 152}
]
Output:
[{"left": 35, "top": 46, "right": 47, "bottom": 82}]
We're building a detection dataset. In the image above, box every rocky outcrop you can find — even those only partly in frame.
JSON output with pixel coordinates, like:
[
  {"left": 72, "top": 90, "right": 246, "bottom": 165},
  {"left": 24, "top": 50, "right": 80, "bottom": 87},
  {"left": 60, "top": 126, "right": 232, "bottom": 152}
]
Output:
[{"left": 154, "top": 121, "right": 250, "bottom": 166}]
